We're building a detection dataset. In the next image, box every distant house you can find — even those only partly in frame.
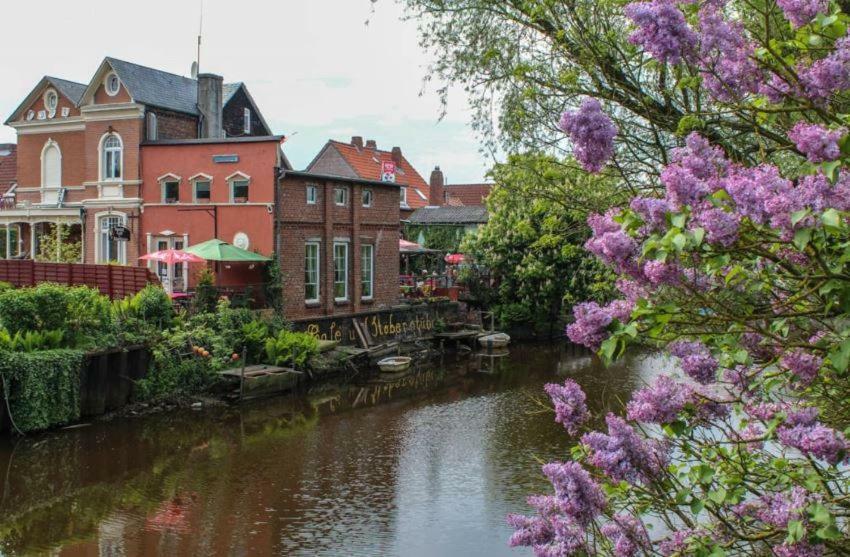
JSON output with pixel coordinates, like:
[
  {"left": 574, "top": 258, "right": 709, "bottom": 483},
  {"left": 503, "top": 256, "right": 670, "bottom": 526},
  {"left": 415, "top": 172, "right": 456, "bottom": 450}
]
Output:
[
  {"left": 306, "top": 137, "right": 431, "bottom": 217},
  {"left": 0, "top": 144, "right": 15, "bottom": 199}
]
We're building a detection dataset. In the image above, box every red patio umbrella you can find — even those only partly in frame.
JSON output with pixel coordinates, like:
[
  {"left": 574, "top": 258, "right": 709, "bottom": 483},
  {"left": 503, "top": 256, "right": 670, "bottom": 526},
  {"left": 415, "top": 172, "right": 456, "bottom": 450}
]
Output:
[
  {"left": 444, "top": 253, "right": 465, "bottom": 264},
  {"left": 139, "top": 249, "right": 206, "bottom": 264}
]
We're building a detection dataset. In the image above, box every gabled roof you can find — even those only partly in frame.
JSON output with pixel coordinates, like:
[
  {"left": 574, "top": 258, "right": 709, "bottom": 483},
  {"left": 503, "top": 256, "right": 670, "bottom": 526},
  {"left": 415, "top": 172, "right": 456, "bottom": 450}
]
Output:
[
  {"left": 407, "top": 205, "right": 489, "bottom": 225},
  {"left": 0, "top": 144, "right": 17, "bottom": 195},
  {"left": 4, "top": 76, "right": 87, "bottom": 124},
  {"left": 307, "top": 140, "right": 431, "bottom": 209},
  {"left": 444, "top": 183, "right": 494, "bottom": 207},
  {"left": 103, "top": 57, "right": 200, "bottom": 114}
]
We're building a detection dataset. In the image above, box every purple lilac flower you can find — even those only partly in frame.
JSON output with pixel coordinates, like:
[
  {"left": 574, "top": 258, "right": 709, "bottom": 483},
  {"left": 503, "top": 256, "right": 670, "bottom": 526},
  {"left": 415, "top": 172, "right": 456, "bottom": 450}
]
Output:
[
  {"left": 559, "top": 98, "right": 618, "bottom": 173},
  {"left": 585, "top": 230, "right": 638, "bottom": 272},
  {"left": 693, "top": 205, "right": 740, "bottom": 246},
  {"left": 582, "top": 414, "right": 668, "bottom": 484},
  {"left": 723, "top": 365, "right": 753, "bottom": 394},
  {"left": 658, "top": 529, "right": 708, "bottom": 556},
  {"left": 734, "top": 487, "right": 814, "bottom": 528},
  {"left": 541, "top": 461, "right": 606, "bottom": 526},
  {"left": 777, "top": 422, "right": 850, "bottom": 465},
  {"left": 643, "top": 260, "right": 681, "bottom": 286},
  {"left": 734, "top": 422, "right": 765, "bottom": 451},
  {"left": 777, "top": 0, "right": 830, "bottom": 28},
  {"left": 798, "top": 37, "right": 850, "bottom": 102},
  {"left": 630, "top": 196, "right": 670, "bottom": 233},
  {"left": 788, "top": 122, "right": 845, "bottom": 162},
  {"left": 662, "top": 134, "right": 729, "bottom": 209},
  {"left": 774, "top": 541, "right": 825, "bottom": 557},
  {"left": 626, "top": 374, "right": 692, "bottom": 423},
  {"left": 691, "top": 386, "right": 732, "bottom": 421},
  {"left": 741, "top": 332, "right": 776, "bottom": 360},
  {"left": 746, "top": 401, "right": 791, "bottom": 422},
  {"left": 697, "top": 7, "right": 760, "bottom": 100},
  {"left": 545, "top": 379, "right": 589, "bottom": 435},
  {"left": 624, "top": 0, "right": 697, "bottom": 64},
  {"left": 566, "top": 302, "right": 613, "bottom": 349},
  {"left": 507, "top": 497, "right": 588, "bottom": 556},
  {"left": 668, "top": 340, "right": 719, "bottom": 384},
  {"left": 600, "top": 514, "right": 649, "bottom": 557},
  {"left": 780, "top": 349, "right": 823, "bottom": 385},
  {"left": 616, "top": 278, "right": 648, "bottom": 303}
]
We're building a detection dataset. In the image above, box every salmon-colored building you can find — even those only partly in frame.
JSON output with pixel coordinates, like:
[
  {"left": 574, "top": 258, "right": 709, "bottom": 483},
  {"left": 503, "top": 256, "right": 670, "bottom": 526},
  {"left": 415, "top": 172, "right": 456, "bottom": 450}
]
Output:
[{"left": 139, "top": 136, "right": 285, "bottom": 291}]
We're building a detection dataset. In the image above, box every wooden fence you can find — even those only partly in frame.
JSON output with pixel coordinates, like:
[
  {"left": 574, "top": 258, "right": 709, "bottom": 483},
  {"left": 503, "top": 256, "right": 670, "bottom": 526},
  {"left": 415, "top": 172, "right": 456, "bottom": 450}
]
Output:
[{"left": 0, "top": 260, "right": 159, "bottom": 299}]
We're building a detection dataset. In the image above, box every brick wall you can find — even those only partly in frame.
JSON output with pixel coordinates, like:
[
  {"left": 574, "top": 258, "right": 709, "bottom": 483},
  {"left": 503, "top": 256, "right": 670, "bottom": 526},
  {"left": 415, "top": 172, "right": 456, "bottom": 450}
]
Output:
[
  {"left": 278, "top": 175, "right": 400, "bottom": 320},
  {"left": 223, "top": 87, "right": 269, "bottom": 137},
  {"left": 150, "top": 109, "right": 197, "bottom": 141},
  {"left": 15, "top": 131, "right": 86, "bottom": 189}
]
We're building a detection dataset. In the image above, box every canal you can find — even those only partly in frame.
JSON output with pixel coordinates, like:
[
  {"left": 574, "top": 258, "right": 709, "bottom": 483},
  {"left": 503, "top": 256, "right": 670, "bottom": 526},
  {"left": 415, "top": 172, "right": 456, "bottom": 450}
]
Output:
[{"left": 0, "top": 343, "right": 667, "bottom": 557}]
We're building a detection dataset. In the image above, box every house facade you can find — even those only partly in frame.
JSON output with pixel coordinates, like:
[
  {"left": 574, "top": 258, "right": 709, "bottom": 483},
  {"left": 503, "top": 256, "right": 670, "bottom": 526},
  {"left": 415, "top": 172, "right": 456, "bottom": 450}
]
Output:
[
  {"left": 278, "top": 171, "right": 400, "bottom": 320},
  {"left": 2, "top": 57, "right": 270, "bottom": 266}
]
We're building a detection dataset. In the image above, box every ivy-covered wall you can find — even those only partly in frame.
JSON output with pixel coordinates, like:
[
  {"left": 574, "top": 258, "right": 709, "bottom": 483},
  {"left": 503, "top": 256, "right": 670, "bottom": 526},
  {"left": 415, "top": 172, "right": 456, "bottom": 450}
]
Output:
[{"left": 403, "top": 223, "right": 473, "bottom": 253}]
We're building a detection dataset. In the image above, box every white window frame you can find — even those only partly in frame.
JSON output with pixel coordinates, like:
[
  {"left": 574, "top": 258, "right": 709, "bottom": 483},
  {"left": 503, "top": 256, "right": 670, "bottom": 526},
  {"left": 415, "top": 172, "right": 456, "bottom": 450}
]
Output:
[
  {"left": 147, "top": 112, "right": 158, "bottom": 140},
  {"left": 305, "top": 241, "right": 320, "bottom": 303},
  {"left": 161, "top": 179, "right": 180, "bottom": 204},
  {"left": 361, "top": 244, "right": 374, "bottom": 300},
  {"left": 333, "top": 241, "right": 349, "bottom": 302},
  {"left": 105, "top": 72, "right": 121, "bottom": 96},
  {"left": 192, "top": 175, "right": 212, "bottom": 203},
  {"left": 362, "top": 188, "right": 373, "bottom": 208},
  {"left": 96, "top": 213, "right": 126, "bottom": 264},
  {"left": 306, "top": 184, "right": 317, "bottom": 205},
  {"left": 400, "top": 186, "right": 408, "bottom": 207},
  {"left": 99, "top": 133, "right": 123, "bottom": 182},
  {"left": 226, "top": 172, "right": 251, "bottom": 203},
  {"left": 243, "top": 108, "right": 251, "bottom": 134},
  {"left": 44, "top": 89, "right": 58, "bottom": 118},
  {"left": 334, "top": 186, "right": 348, "bottom": 206}
]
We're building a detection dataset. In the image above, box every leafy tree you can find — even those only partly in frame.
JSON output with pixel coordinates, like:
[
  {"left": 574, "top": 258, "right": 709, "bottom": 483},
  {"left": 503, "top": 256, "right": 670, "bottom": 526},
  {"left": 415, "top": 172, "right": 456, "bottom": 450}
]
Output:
[
  {"left": 35, "top": 224, "right": 81, "bottom": 263},
  {"left": 463, "top": 153, "right": 621, "bottom": 329}
]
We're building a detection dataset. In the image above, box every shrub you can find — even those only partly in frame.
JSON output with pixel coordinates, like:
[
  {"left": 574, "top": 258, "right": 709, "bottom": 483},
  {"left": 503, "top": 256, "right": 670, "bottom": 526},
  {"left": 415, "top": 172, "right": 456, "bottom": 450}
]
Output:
[
  {"left": 0, "top": 329, "right": 65, "bottom": 352},
  {"left": 133, "top": 285, "right": 174, "bottom": 327},
  {"left": 264, "top": 330, "right": 319, "bottom": 368},
  {"left": 0, "top": 349, "right": 85, "bottom": 432},
  {"left": 192, "top": 268, "right": 217, "bottom": 314}
]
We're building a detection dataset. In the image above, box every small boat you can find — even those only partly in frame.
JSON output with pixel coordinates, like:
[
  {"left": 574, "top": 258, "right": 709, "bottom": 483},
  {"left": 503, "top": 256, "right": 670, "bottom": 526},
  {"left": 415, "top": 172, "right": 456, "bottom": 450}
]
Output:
[
  {"left": 377, "top": 356, "right": 412, "bottom": 373},
  {"left": 478, "top": 332, "right": 511, "bottom": 349}
]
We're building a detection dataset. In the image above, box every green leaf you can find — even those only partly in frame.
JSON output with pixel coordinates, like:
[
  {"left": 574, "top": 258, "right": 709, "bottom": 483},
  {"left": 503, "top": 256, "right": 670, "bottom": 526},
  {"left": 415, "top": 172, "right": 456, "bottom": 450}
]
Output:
[
  {"left": 828, "top": 338, "right": 850, "bottom": 373},
  {"left": 691, "top": 227, "right": 705, "bottom": 246},
  {"left": 791, "top": 209, "right": 810, "bottom": 227},
  {"left": 822, "top": 159, "right": 842, "bottom": 181},
  {"left": 786, "top": 520, "right": 806, "bottom": 543},
  {"left": 708, "top": 488, "right": 727, "bottom": 504},
  {"left": 671, "top": 213, "right": 686, "bottom": 229},
  {"left": 822, "top": 208, "right": 841, "bottom": 229},
  {"left": 690, "top": 498, "right": 704, "bottom": 515},
  {"left": 793, "top": 228, "right": 812, "bottom": 251},
  {"left": 815, "top": 524, "right": 843, "bottom": 541}
]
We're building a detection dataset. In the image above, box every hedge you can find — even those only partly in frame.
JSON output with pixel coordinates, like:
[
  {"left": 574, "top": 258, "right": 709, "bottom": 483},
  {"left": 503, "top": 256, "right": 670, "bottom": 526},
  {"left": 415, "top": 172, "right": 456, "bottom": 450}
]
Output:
[{"left": 0, "top": 349, "right": 85, "bottom": 433}]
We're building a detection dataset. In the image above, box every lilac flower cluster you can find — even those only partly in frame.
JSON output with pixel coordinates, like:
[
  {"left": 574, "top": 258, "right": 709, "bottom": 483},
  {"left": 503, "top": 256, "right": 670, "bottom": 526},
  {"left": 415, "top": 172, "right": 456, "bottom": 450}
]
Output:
[
  {"left": 776, "top": 0, "right": 830, "bottom": 28},
  {"left": 662, "top": 133, "right": 727, "bottom": 209},
  {"left": 566, "top": 297, "right": 635, "bottom": 350},
  {"left": 624, "top": 0, "right": 697, "bottom": 64},
  {"left": 626, "top": 374, "right": 692, "bottom": 423},
  {"left": 542, "top": 461, "right": 607, "bottom": 526},
  {"left": 600, "top": 514, "right": 649, "bottom": 557},
  {"left": 658, "top": 529, "right": 711, "bottom": 556},
  {"left": 788, "top": 122, "right": 845, "bottom": 163},
  {"left": 559, "top": 98, "right": 618, "bottom": 173},
  {"left": 777, "top": 421, "right": 850, "bottom": 465},
  {"left": 643, "top": 260, "right": 681, "bottom": 286},
  {"left": 668, "top": 340, "right": 719, "bottom": 384},
  {"left": 545, "top": 379, "right": 589, "bottom": 435},
  {"left": 774, "top": 541, "right": 825, "bottom": 557},
  {"left": 697, "top": 7, "right": 760, "bottom": 100},
  {"left": 780, "top": 349, "right": 823, "bottom": 386},
  {"left": 630, "top": 196, "right": 670, "bottom": 233},
  {"left": 582, "top": 414, "right": 668, "bottom": 484},
  {"left": 734, "top": 488, "right": 817, "bottom": 531},
  {"left": 798, "top": 37, "right": 850, "bottom": 102},
  {"left": 506, "top": 500, "right": 586, "bottom": 556},
  {"left": 585, "top": 211, "right": 638, "bottom": 273},
  {"left": 693, "top": 205, "right": 740, "bottom": 246}
]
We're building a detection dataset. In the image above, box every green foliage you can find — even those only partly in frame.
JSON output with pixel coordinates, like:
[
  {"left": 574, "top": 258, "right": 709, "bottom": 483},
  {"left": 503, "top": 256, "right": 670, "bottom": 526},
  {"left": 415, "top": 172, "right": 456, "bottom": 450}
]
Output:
[
  {"left": 264, "top": 329, "right": 319, "bottom": 368},
  {"left": 34, "top": 223, "right": 82, "bottom": 263},
  {"left": 0, "top": 329, "right": 65, "bottom": 352},
  {"left": 0, "top": 349, "right": 85, "bottom": 432},
  {"left": 404, "top": 223, "right": 469, "bottom": 252},
  {"left": 463, "top": 153, "right": 620, "bottom": 328},
  {"left": 192, "top": 267, "right": 217, "bottom": 314},
  {"left": 263, "top": 259, "right": 284, "bottom": 312}
]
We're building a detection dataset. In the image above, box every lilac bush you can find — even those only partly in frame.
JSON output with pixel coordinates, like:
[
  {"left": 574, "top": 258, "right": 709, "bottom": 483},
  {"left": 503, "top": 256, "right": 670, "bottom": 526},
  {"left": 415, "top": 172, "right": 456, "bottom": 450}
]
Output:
[
  {"left": 510, "top": 0, "right": 850, "bottom": 554},
  {"left": 558, "top": 98, "right": 618, "bottom": 173}
]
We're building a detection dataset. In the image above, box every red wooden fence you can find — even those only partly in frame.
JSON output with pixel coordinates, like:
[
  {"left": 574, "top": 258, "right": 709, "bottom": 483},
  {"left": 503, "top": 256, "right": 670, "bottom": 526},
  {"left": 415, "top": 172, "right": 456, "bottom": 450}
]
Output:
[{"left": 0, "top": 260, "right": 159, "bottom": 299}]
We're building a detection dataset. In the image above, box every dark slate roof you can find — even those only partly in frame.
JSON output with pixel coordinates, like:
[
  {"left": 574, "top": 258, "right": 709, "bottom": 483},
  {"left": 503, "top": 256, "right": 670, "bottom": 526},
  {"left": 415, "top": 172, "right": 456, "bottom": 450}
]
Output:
[
  {"left": 106, "top": 57, "right": 200, "bottom": 114},
  {"left": 407, "top": 205, "right": 489, "bottom": 225},
  {"left": 46, "top": 76, "right": 87, "bottom": 104},
  {"left": 223, "top": 82, "right": 241, "bottom": 104}
]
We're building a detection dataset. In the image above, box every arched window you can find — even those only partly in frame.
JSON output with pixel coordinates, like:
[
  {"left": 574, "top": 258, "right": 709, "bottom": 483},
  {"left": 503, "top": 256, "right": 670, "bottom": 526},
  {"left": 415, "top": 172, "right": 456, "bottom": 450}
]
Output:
[
  {"left": 101, "top": 134, "right": 122, "bottom": 181},
  {"left": 41, "top": 140, "right": 61, "bottom": 188}
]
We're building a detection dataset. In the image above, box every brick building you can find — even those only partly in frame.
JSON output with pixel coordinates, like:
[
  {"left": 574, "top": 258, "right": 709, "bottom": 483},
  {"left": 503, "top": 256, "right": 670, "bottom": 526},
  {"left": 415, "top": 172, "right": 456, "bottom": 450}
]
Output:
[
  {"left": 278, "top": 171, "right": 400, "bottom": 319},
  {"left": 2, "top": 57, "right": 270, "bottom": 265},
  {"left": 306, "top": 137, "right": 430, "bottom": 218}
]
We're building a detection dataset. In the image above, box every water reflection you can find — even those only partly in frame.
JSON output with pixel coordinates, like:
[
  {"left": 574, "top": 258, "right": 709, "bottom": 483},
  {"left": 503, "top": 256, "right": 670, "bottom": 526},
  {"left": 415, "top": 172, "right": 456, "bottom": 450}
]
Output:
[{"left": 0, "top": 344, "right": 668, "bottom": 557}]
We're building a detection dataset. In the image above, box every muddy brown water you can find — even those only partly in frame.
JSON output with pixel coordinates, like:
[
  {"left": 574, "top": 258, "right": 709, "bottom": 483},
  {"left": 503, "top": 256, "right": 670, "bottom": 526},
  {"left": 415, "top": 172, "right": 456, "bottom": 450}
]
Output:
[{"left": 0, "top": 344, "right": 668, "bottom": 557}]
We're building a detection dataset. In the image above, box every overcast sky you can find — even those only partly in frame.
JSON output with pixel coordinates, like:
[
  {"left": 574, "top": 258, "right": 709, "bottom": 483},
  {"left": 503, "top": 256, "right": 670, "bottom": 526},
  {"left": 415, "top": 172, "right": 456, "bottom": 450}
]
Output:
[{"left": 0, "top": 0, "right": 493, "bottom": 183}]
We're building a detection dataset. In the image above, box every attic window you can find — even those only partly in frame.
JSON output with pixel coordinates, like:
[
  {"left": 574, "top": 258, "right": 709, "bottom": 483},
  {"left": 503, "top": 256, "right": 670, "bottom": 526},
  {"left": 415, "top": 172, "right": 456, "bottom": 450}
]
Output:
[
  {"left": 44, "top": 89, "right": 58, "bottom": 117},
  {"left": 105, "top": 72, "right": 120, "bottom": 96},
  {"left": 243, "top": 108, "right": 251, "bottom": 134}
]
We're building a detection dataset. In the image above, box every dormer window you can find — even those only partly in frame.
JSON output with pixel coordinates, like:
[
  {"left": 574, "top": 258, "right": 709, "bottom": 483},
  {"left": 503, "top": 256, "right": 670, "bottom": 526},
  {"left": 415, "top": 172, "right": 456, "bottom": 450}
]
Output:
[
  {"left": 105, "top": 72, "right": 120, "bottom": 96},
  {"left": 243, "top": 108, "right": 251, "bottom": 134},
  {"left": 101, "top": 134, "right": 123, "bottom": 181},
  {"left": 44, "top": 89, "right": 58, "bottom": 118},
  {"left": 227, "top": 172, "right": 250, "bottom": 203}
]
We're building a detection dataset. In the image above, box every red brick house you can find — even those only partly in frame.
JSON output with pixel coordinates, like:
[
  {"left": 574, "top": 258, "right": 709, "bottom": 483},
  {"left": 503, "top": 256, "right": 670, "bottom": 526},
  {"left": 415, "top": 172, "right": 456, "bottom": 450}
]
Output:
[
  {"left": 2, "top": 57, "right": 270, "bottom": 265},
  {"left": 277, "top": 170, "right": 401, "bottom": 319},
  {"left": 305, "top": 137, "right": 430, "bottom": 218}
]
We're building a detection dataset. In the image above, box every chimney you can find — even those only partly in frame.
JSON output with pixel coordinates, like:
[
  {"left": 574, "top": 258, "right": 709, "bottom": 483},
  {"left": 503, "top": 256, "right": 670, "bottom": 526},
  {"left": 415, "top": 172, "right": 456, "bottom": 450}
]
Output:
[
  {"left": 429, "top": 165, "right": 445, "bottom": 206},
  {"left": 365, "top": 139, "right": 377, "bottom": 150},
  {"left": 351, "top": 136, "right": 364, "bottom": 149},
  {"left": 198, "top": 73, "right": 224, "bottom": 139},
  {"left": 391, "top": 146, "right": 403, "bottom": 165}
]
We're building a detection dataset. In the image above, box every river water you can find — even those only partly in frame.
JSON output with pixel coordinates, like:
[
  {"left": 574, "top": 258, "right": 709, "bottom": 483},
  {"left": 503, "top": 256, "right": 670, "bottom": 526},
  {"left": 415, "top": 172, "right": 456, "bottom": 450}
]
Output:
[{"left": 0, "top": 343, "right": 667, "bottom": 557}]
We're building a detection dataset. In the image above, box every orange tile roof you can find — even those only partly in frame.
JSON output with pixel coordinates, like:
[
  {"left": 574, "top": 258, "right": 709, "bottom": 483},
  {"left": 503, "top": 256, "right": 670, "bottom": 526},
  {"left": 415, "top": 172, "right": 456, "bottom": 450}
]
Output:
[
  {"left": 327, "top": 140, "right": 431, "bottom": 209},
  {"left": 444, "top": 183, "right": 493, "bottom": 206},
  {"left": 0, "top": 144, "right": 16, "bottom": 195}
]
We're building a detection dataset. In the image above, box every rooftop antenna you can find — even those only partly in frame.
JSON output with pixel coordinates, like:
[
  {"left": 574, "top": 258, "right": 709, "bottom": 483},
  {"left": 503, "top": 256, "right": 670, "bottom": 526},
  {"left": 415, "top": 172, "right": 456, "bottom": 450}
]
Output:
[{"left": 194, "top": 0, "right": 204, "bottom": 77}]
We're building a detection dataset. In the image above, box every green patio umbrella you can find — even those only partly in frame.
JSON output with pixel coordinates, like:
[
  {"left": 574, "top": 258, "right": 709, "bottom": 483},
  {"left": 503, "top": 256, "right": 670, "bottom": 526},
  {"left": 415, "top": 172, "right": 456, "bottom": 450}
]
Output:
[{"left": 184, "top": 239, "right": 271, "bottom": 262}]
